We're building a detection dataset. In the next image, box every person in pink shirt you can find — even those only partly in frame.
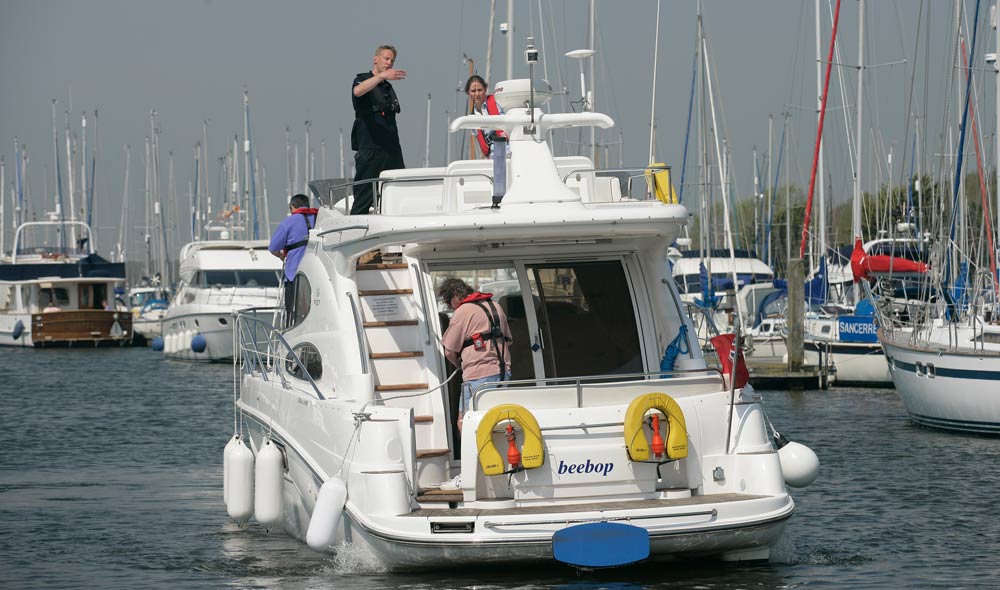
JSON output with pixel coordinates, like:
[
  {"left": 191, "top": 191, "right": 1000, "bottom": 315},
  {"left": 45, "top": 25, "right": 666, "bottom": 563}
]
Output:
[{"left": 438, "top": 277, "right": 512, "bottom": 432}]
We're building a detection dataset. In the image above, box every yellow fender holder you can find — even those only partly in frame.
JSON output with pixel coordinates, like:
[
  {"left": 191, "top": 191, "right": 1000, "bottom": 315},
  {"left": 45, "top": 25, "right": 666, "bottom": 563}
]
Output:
[
  {"left": 624, "top": 392, "right": 688, "bottom": 462},
  {"left": 476, "top": 403, "right": 545, "bottom": 476}
]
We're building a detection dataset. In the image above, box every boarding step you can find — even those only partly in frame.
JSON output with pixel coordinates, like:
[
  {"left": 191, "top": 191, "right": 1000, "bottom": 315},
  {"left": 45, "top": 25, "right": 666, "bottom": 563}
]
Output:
[
  {"left": 370, "top": 351, "right": 424, "bottom": 359},
  {"left": 416, "top": 449, "right": 451, "bottom": 459},
  {"left": 363, "top": 320, "right": 419, "bottom": 328},
  {"left": 356, "top": 265, "right": 412, "bottom": 292},
  {"left": 415, "top": 488, "right": 463, "bottom": 504},
  {"left": 375, "top": 383, "right": 429, "bottom": 392},
  {"left": 415, "top": 415, "right": 434, "bottom": 423},
  {"left": 360, "top": 290, "right": 420, "bottom": 324},
  {"left": 359, "top": 289, "right": 413, "bottom": 296},
  {"left": 363, "top": 320, "right": 422, "bottom": 353},
  {"left": 357, "top": 262, "right": 409, "bottom": 271}
]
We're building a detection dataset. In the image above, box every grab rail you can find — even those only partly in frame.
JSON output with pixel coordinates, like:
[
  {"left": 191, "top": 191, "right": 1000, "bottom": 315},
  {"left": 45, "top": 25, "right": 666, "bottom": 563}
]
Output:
[
  {"left": 235, "top": 308, "right": 326, "bottom": 400},
  {"left": 347, "top": 292, "right": 369, "bottom": 374},
  {"left": 471, "top": 368, "right": 725, "bottom": 411},
  {"left": 411, "top": 263, "right": 433, "bottom": 346}
]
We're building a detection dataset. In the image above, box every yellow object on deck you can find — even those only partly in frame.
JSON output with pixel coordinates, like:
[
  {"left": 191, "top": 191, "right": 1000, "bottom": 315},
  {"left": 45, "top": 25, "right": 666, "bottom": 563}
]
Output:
[
  {"left": 624, "top": 392, "right": 688, "bottom": 461},
  {"left": 645, "top": 164, "right": 677, "bottom": 204},
  {"left": 476, "top": 403, "right": 545, "bottom": 476}
]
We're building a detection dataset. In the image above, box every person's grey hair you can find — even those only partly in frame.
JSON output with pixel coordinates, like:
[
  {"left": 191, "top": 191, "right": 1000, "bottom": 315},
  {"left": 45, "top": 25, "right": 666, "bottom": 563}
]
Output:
[{"left": 436, "top": 277, "right": 472, "bottom": 304}]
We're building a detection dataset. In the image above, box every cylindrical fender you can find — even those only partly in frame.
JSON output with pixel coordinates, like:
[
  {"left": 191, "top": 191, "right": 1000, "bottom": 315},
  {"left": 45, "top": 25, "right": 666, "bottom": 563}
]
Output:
[
  {"left": 624, "top": 392, "right": 688, "bottom": 461},
  {"left": 476, "top": 403, "right": 544, "bottom": 476}
]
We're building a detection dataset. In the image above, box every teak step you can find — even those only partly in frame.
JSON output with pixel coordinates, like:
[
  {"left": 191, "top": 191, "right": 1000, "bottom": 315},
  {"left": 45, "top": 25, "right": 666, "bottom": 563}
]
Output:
[
  {"left": 416, "top": 449, "right": 451, "bottom": 459},
  {"left": 414, "top": 415, "right": 434, "bottom": 423},
  {"left": 370, "top": 351, "right": 424, "bottom": 359},
  {"left": 376, "top": 383, "right": 429, "bottom": 392},
  {"left": 363, "top": 320, "right": 418, "bottom": 328},
  {"left": 416, "top": 488, "right": 463, "bottom": 503},
  {"left": 357, "top": 262, "right": 409, "bottom": 271},
  {"left": 359, "top": 289, "right": 413, "bottom": 296}
]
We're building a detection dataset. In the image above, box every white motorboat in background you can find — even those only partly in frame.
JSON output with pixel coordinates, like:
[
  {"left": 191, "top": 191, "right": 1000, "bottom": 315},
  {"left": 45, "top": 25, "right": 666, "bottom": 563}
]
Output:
[
  {"left": 159, "top": 239, "right": 281, "bottom": 361},
  {"left": 222, "top": 80, "right": 818, "bottom": 571},
  {"left": 0, "top": 220, "right": 131, "bottom": 347}
]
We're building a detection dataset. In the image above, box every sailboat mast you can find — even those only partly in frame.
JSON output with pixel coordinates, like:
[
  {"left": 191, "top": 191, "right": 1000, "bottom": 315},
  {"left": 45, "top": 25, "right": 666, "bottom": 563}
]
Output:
[
  {"left": 815, "top": 0, "right": 826, "bottom": 264},
  {"left": 64, "top": 111, "right": 75, "bottom": 246},
  {"left": 702, "top": 27, "right": 745, "bottom": 325},
  {"left": 588, "top": 0, "right": 597, "bottom": 165},
  {"left": 852, "top": 0, "right": 865, "bottom": 241},
  {"left": 192, "top": 143, "right": 200, "bottom": 241},
  {"left": 0, "top": 156, "right": 5, "bottom": 254},
  {"left": 799, "top": 0, "right": 842, "bottom": 259},
  {"left": 425, "top": 93, "right": 432, "bottom": 167},
  {"left": 648, "top": 0, "right": 661, "bottom": 165},
  {"left": 118, "top": 144, "right": 130, "bottom": 263}
]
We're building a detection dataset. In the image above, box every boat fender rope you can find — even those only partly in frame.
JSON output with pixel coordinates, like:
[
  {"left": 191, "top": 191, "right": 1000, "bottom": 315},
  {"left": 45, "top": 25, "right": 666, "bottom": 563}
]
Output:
[{"left": 659, "top": 324, "right": 689, "bottom": 375}]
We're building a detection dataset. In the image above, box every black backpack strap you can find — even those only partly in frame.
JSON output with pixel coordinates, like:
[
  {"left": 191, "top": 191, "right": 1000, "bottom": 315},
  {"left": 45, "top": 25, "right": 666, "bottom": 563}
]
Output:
[
  {"left": 284, "top": 212, "right": 313, "bottom": 252},
  {"left": 459, "top": 300, "right": 509, "bottom": 380}
]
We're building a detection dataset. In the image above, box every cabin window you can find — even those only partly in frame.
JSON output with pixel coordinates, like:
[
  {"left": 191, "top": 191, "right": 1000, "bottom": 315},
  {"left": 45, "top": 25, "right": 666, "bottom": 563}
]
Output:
[
  {"left": 289, "top": 273, "right": 312, "bottom": 328},
  {"left": 240, "top": 270, "right": 281, "bottom": 288},
  {"left": 526, "top": 260, "right": 643, "bottom": 378},
  {"left": 286, "top": 342, "right": 322, "bottom": 380},
  {"left": 40, "top": 288, "right": 71, "bottom": 308}
]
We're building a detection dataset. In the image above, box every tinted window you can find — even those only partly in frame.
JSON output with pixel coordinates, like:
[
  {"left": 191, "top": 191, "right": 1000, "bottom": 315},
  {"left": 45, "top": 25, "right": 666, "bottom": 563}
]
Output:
[
  {"left": 289, "top": 273, "right": 312, "bottom": 327},
  {"left": 527, "top": 260, "right": 642, "bottom": 378},
  {"left": 239, "top": 270, "right": 280, "bottom": 288},
  {"left": 286, "top": 342, "right": 322, "bottom": 380}
]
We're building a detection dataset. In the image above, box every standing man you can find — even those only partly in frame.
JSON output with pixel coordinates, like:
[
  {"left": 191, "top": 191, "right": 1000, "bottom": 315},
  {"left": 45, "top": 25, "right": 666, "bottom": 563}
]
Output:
[
  {"left": 438, "top": 277, "right": 512, "bottom": 432},
  {"left": 351, "top": 44, "right": 406, "bottom": 215},
  {"left": 269, "top": 194, "right": 317, "bottom": 326}
]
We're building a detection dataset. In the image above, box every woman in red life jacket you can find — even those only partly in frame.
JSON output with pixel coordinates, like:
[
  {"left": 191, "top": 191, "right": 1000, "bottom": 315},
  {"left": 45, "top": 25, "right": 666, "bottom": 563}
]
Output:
[
  {"left": 437, "top": 277, "right": 512, "bottom": 432},
  {"left": 465, "top": 75, "right": 506, "bottom": 158}
]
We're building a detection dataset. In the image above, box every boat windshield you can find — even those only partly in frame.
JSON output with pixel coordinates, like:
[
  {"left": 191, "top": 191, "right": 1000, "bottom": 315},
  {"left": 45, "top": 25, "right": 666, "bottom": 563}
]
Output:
[{"left": 197, "top": 270, "right": 280, "bottom": 288}]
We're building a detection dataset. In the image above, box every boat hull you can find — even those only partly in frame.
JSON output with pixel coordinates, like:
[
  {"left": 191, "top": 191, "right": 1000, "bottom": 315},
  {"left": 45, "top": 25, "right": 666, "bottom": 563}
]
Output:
[
  {"left": 0, "top": 310, "right": 131, "bottom": 347},
  {"left": 162, "top": 308, "right": 273, "bottom": 361},
  {"left": 236, "top": 378, "right": 796, "bottom": 571},
  {"left": 881, "top": 335, "right": 1000, "bottom": 434}
]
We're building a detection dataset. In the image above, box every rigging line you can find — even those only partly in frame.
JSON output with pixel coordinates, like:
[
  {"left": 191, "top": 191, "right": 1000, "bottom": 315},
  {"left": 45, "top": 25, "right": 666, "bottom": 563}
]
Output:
[
  {"left": 677, "top": 30, "right": 699, "bottom": 205},
  {"left": 894, "top": 0, "right": 925, "bottom": 194},
  {"left": 947, "top": 0, "right": 981, "bottom": 258},
  {"left": 799, "top": 0, "right": 842, "bottom": 259}
]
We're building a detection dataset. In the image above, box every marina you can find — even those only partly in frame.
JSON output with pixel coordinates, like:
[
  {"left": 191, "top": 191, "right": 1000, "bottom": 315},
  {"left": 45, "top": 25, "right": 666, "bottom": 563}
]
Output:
[
  {"left": 3, "top": 0, "right": 1000, "bottom": 587},
  {"left": 2, "top": 347, "right": 998, "bottom": 588}
]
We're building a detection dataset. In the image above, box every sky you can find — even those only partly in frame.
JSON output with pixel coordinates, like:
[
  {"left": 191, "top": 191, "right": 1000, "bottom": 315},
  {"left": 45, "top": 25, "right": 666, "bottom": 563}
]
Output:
[{"left": 0, "top": 0, "right": 982, "bottom": 261}]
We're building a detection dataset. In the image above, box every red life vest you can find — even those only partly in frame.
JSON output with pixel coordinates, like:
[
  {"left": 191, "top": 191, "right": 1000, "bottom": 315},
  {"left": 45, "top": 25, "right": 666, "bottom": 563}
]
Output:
[
  {"left": 474, "top": 95, "right": 507, "bottom": 158},
  {"left": 283, "top": 208, "right": 319, "bottom": 254}
]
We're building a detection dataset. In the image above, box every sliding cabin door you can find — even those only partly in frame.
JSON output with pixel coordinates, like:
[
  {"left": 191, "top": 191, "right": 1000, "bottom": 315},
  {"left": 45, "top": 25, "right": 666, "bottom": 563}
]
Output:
[{"left": 519, "top": 259, "right": 644, "bottom": 381}]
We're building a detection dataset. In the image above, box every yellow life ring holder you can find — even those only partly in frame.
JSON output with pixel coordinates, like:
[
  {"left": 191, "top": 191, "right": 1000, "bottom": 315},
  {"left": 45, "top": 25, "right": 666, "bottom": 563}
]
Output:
[
  {"left": 624, "top": 392, "right": 688, "bottom": 462},
  {"left": 476, "top": 403, "right": 545, "bottom": 476}
]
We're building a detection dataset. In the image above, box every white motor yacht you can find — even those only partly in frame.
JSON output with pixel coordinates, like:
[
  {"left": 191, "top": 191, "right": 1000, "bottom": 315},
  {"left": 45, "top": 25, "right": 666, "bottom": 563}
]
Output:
[
  {"left": 160, "top": 239, "right": 281, "bottom": 361},
  {"left": 223, "top": 80, "right": 818, "bottom": 570}
]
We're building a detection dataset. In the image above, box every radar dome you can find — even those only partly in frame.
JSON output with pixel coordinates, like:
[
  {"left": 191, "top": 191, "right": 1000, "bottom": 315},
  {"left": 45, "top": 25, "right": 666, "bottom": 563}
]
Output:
[{"left": 493, "top": 79, "right": 553, "bottom": 111}]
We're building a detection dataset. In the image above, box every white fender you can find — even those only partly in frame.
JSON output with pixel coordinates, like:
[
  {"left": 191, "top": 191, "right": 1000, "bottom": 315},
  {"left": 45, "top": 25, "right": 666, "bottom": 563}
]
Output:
[
  {"left": 226, "top": 438, "right": 255, "bottom": 524},
  {"left": 222, "top": 434, "right": 240, "bottom": 507},
  {"left": 778, "top": 441, "right": 820, "bottom": 488},
  {"left": 306, "top": 477, "right": 347, "bottom": 551},
  {"left": 166, "top": 331, "right": 177, "bottom": 354},
  {"left": 254, "top": 438, "right": 284, "bottom": 529}
]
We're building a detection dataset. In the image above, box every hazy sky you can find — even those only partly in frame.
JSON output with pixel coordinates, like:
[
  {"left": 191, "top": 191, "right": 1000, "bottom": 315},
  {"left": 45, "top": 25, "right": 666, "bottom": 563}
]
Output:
[{"left": 0, "top": 0, "right": 978, "bottom": 258}]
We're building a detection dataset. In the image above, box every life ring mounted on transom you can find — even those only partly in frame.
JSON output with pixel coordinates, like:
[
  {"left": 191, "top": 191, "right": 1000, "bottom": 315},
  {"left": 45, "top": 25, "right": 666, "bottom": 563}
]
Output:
[
  {"left": 624, "top": 392, "right": 688, "bottom": 462},
  {"left": 476, "top": 403, "right": 545, "bottom": 476}
]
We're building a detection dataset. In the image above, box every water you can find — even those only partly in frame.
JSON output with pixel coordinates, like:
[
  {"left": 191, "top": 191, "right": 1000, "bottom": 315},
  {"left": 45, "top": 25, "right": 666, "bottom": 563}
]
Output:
[{"left": 1, "top": 348, "right": 999, "bottom": 589}]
